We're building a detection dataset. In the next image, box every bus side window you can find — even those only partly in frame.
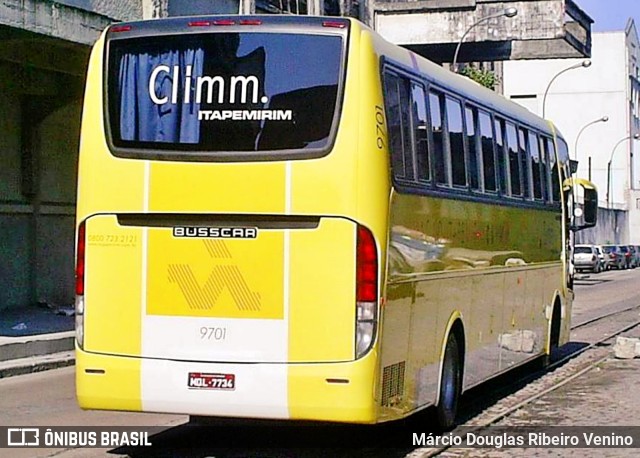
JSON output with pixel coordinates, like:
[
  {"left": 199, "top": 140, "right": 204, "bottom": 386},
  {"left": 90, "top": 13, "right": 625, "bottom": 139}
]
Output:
[
  {"left": 398, "top": 77, "right": 415, "bottom": 180},
  {"left": 529, "top": 131, "right": 544, "bottom": 200},
  {"left": 411, "top": 83, "right": 430, "bottom": 182},
  {"left": 446, "top": 96, "right": 466, "bottom": 187},
  {"left": 506, "top": 121, "right": 521, "bottom": 197},
  {"left": 546, "top": 138, "right": 560, "bottom": 202},
  {"left": 465, "top": 106, "right": 480, "bottom": 191},
  {"left": 537, "top": 135, "right": 549, "bottom": 201},
  {"left": 383, "top": 73, "right": 414, "bottom": 181},
  {"left": 519, "top": 127, "right": 532, "bottom": 199},
  {"left": 479, "top": 110, "right": 497, "bottom": 192},
  {"left": 494, "top": 117, "right": 507, "bottom": 194},
  {"left": 429, "top": 90, "right": 447, "bottom": 185}
]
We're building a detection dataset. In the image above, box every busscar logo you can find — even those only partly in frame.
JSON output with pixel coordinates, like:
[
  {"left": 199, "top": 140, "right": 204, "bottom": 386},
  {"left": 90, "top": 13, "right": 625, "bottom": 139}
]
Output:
[
  {"left": 172, "top": 227, "right": 257, "bottom": 239},
  {"left": 7, "top": 428, "right": 39, "bottom": 446}
]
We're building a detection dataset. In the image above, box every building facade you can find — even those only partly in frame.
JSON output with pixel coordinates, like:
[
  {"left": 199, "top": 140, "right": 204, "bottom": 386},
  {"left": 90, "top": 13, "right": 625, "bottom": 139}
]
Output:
[{"left": 503, "top": 20, "right": 640, "bottom": 244}]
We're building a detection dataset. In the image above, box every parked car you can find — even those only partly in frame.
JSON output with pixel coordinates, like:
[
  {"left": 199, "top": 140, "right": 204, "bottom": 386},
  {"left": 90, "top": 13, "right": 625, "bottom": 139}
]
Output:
[
  {"left": 601, "top": 245, "right": 626, "bottom": 270},
  {"left": 574, "top": 245, "right": 601, "bottom": 273},
  {"left": 594, "top": 245, "right": 609, "bottom": 271},
  {"left": 628, "top": 245, "right": 639, "bottom": 269},
  {"left": 619, "top": 245, "right": 635, "bottom": 269},
  {"left": 634, "top": 245, "right": 640, "bottom": 267}
]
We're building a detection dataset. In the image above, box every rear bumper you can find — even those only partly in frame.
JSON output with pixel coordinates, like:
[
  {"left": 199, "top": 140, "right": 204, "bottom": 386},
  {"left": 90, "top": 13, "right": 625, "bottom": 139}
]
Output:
[
  {"left": 574, "top": 261, "right": 597, "bottom": 270},
  {"left": 76, "top": 347, "right": 379, "bottom": 424}
]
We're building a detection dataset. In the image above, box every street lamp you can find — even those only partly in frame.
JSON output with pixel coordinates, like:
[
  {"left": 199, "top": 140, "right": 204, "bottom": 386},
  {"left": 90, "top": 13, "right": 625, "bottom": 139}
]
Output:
[
  {"left": 541, "top": 60, "right": 592, "bottom": 118},
  {"left": 452, "top": 7, "right": 518, "bottom": 70},
  {"left": 574, "top": 115, "right": 609, "bottom": 164},
  {"left": 607, "top": 133, "right": 640, "bottom": 207}
]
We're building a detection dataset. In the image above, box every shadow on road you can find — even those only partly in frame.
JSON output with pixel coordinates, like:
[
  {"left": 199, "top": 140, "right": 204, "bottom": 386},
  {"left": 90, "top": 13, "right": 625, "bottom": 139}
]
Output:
[{"left": 110, "top": 417, "right": 426, "bottom": 457}]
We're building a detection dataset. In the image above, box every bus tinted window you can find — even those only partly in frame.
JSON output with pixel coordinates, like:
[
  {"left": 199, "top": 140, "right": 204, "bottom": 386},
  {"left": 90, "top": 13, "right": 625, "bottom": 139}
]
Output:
[
  {"left": 398, "top": 78, "right": 415, "bottom": 179},
  {"left": 108, "top": 33, "right": 343, "bottom": 154},
  {"left": 529, "top": 132, "right": 544, "bottom": 200},
  {"left": 412, "top": 83, "right": 430, "bottom": 181},
  {"left": 538, "top": 136, "right": 549, "bottom": 200},
  {"left": 519, "top": 127, "right": 531, "bottom": 198},
  {"left": 494, "top": 118, "right": 506, "bottom": 193},
  {"left": 479, "top": 110, "right": 496, "bottom": 192},
  {"left": 430, "top": 91, "right": 446, "bottom": 185},
  {"left": 383, "top": 73, "right": 405, "bottom": 178},
  {"left": 546, "top": 138, "right": 560, "bottom": 202},
  {"left": 506, "top": 122, "right": 521, "bottom": 196},
  {"left": 446, "top": 97, "right": 466, "bottom": 187},
  {"left": 465, "top": 106, "right": 479, "bottom": 190}
]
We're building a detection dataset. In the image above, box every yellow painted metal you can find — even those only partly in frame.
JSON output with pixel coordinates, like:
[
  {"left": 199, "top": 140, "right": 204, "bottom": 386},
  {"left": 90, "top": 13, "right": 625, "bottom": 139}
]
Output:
[
  {"left": 76, "top": 348, "right": 142, "bottom": 411},
  {"left": 147, "top": 231, "right": 284, "bottom": 319},
  {"left": 149, "top": 161, "right": 286, "bottom": 214},
  {"left": 288, "top": 219, "right": 356, "bottom": 362},
  {"left": 287, "top": 350, "right": 378, "bottom": 423},
  {"left": 83, "top": 216, "right": 143, "bottom": 356}
]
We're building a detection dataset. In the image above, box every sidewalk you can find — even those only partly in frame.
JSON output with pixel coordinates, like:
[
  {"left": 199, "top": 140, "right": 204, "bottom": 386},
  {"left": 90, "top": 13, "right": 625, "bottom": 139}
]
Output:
[{"left": 0, "top": 305, "right": 75, "bottom": 378}]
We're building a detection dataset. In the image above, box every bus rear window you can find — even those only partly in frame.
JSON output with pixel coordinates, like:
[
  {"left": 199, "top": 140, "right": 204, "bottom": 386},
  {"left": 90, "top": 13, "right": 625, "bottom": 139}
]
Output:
[{"left": 107, "top": 32, "right": 344, "bottom": 158}]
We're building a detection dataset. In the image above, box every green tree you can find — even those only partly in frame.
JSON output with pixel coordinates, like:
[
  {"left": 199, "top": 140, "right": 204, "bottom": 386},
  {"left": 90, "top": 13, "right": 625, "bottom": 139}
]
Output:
[{"left": 459, "top": 65, "right": 498, "bottom": 91}]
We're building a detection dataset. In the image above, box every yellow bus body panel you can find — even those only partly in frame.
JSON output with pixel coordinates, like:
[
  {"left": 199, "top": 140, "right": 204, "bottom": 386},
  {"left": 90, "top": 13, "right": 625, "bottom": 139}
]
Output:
[
  {"left": 76, "top": 348, "right": 142, "bottom": 412},
  {"left": 83, "top": 216, "right": 142, "bottom": 356}
]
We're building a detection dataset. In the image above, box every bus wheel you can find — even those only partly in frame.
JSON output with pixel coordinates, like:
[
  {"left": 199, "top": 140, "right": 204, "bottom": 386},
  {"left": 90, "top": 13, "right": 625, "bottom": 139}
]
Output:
[
  {"left": 436, "top": 332, "right": 462, "bottom": 431},
  {"left": 542, "top": 303, "right": 562, "bottom": 367}
]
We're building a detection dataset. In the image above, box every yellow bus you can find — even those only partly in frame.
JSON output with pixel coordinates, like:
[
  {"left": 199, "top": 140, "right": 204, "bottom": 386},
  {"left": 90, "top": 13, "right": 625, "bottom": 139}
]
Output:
[{"left": 75, "top": 15, "right": 597, "bottom": 429}]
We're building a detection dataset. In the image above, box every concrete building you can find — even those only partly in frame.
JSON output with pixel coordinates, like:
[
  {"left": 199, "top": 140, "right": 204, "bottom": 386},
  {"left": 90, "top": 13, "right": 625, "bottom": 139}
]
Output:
[
  {"left": 503, "top": 20, "right": 640, "bottom": 244},
  {"left": 0, "top": 1, "right": 141, "bottom": 312}
]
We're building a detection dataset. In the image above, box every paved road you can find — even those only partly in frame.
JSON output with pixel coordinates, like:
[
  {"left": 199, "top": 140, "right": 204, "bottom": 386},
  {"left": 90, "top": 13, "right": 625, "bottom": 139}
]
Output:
[
  {"left": 1, "top": 268, "right": 640, "bottom": 457},
  {"left": 0, "top": 368, "right": 184, "bottom": 458}
]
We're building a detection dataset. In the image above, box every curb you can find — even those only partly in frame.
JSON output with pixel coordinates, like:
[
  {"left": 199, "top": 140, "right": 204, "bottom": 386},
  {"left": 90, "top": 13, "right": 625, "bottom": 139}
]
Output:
[
  {"left": 0, "top": 351, "right": 75, "bottom": 379},
  {"left": 0, "top": 331, "right": 75, "bottom": 362}
]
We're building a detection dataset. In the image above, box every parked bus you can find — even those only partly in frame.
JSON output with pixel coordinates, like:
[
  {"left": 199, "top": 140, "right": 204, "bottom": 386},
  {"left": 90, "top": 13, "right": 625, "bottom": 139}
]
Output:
[{"left": 75, "top": 15, "right": 597, "bottom": 429}]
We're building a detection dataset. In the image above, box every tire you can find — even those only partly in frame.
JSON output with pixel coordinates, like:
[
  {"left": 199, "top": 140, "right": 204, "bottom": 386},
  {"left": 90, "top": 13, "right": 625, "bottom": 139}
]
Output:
[
  {"left": 436, "top": 332, "right": 462, "bottom": 431},
  {"left": 542, "top": 304, "right": 562, "bottom": 368}
]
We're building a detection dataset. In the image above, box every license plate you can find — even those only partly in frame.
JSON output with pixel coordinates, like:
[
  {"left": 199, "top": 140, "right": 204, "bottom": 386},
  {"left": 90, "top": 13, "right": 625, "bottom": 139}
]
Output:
[{"left": 188, "top": 372, "right": 235, "bottom": 390}]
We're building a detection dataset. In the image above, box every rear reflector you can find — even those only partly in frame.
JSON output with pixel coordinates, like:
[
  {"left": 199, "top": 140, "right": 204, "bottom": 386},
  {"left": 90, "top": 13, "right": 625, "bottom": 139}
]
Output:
[
  {"left": 75, "top": 222, "right": 86, "bottom": 296},
  {"left": 357, "top": 225, "right": 377, "bottom": 302}
]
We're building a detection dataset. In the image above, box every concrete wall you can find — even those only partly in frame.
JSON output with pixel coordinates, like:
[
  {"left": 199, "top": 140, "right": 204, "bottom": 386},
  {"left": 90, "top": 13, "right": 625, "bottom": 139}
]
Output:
[
  {"left": 576, "top": 207, "right": 629, "bottom": 245},
  {"left": 0, "top": 56, "right": 82, "bottom": 310},
  {"left": 0, "top": 65, "right": 30, "bottom": 310},
  {"left": 54, "top": 0, "right": 142, "bottom": 21}
]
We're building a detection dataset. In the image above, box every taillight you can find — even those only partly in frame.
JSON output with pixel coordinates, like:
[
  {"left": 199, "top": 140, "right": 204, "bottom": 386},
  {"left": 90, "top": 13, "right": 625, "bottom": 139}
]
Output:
[
  {"left": 357, "top": 226, "right": 377, "bottom": 302},
  {"left": 75, "top": 221, "right": 86, "bottom": 349},
  {"left": 75, "top": 221, "right": 86, "bottom": 296},
  {"left": 356, "top": 225, "right": 378, "bottom": 358},
  {"left": 592, "top": 255, "right": 596, "bottom": 261}
]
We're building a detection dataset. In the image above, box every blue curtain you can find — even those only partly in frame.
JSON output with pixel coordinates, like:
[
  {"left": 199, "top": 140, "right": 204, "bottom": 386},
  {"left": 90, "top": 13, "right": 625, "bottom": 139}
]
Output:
[{"left": 118, "top": 48, "right": 204, "bottom": 143}]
